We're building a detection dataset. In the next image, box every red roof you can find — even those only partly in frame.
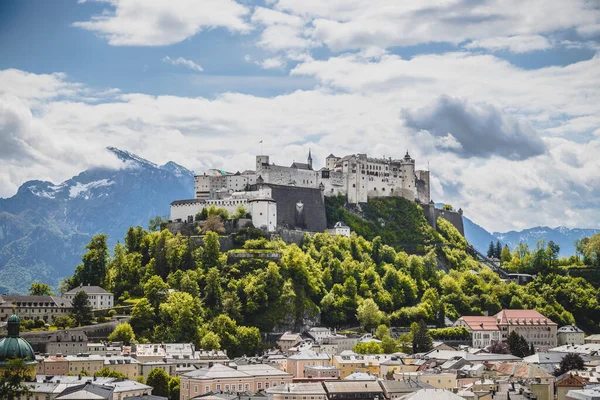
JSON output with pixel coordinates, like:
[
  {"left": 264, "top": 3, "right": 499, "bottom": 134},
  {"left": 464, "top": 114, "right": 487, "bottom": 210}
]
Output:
[
  {"left": 495, "top": 310, "right": 557, "bottom": 326},
  {"left": 556, "top": 374, "right": 587, "bottom": 387},
  {"left": 460, "top": 316, "right": 499, "bottom": 331}
]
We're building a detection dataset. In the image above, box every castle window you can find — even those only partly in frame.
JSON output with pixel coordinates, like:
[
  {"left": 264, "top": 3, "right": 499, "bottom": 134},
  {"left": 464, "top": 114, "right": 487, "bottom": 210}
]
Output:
[{"left": 352, "top": 184, "right": 355, "bottom": 188}]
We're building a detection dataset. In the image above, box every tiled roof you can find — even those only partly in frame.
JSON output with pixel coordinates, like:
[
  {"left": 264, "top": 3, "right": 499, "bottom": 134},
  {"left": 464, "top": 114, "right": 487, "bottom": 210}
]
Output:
[
  {"left": 492, "top": 362, "right": 553, "bottom": 379},
  {"left": 64, "top": 285, "right": 110, "bottom": 295},
  {"left": 459, "top": 316, "right": 499, "bottom": 331},
  {"left": 556, "top": 373, "right": 587, "bottom": 387},
  {"left": 495, "top": 310, "right": 557, "bottom": 326}
]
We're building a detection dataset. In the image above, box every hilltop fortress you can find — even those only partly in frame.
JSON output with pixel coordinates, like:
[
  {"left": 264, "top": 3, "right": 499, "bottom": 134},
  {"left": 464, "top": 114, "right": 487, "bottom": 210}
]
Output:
[{"left": 170, "top": 150, "right": 443, "bottom": 233}]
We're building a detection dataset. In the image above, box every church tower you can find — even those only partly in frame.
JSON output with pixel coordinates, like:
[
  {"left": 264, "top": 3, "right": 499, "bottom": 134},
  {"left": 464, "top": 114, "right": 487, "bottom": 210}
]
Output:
[{"left": 308, "top": 149, "right": 313, "bottom": 169}]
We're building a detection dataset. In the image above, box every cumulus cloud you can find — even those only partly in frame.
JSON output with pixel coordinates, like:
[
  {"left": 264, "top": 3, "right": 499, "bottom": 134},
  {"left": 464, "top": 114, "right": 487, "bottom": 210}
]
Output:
[
  {"left": 260, "top": 57, "right": 286, "bottom": 70},
  {"left": 465, "top": 35, "right": 553, "bottom": 53},
  {"left": 73, "top": 0, "right": 251, "bottom": 46},
  {"left": 402, "top": 96, "right": 547, "bottom": 160},
  {"left": 162, "top": 56, "right": 204, "bottom": 72}
]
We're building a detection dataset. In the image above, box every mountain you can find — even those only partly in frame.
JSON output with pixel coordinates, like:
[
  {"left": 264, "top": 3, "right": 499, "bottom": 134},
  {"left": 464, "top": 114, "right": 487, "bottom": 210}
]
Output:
[
  {"left": 493, "top": 226, "right": 600, "bottom": 257},
  {"left": 463, "top": 216, "right": 500, "bottom": 255},
  {"left": 0, "top": 147, "right": 194, "bottom": 294},
  {"left": 463, "top": 214, "right": 600, "bottom": 257}
]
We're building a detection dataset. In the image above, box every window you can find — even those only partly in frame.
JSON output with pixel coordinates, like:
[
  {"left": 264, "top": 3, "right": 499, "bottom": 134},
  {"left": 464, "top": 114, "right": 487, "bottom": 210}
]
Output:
[{"left": 258, "top": 383, "right": 262, "bottom": 389}]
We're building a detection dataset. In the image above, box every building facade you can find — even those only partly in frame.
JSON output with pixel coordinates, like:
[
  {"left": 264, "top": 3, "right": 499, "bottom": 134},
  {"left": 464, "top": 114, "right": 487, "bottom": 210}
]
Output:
[
  {"left": 46, "top": 330, "right": 89, "bottom": 356},
  {"left": 0, "top": 295, "right": 72, "bottom": 323},
  {"left": 557, "top": 325, "right": 585, "bottom": 346},
  {"left": 63, "top": 284, "right": 114, "bottom": 310}
]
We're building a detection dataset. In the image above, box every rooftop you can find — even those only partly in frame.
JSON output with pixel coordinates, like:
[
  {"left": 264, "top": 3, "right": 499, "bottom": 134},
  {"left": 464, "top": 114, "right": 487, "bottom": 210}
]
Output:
[
  {"left": 558, "top": 325, "right": 584, "bottom": 333},
  {"left": 64, "top": 284, "right": 111, "bottom": 295}
]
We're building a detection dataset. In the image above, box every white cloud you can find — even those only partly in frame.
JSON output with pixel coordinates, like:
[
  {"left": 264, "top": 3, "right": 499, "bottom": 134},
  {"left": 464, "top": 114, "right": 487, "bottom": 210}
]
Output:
[
  {"left": 260, "top": 57, "right": 286, "bottom": 69},
  {"left": 251, "top": 6, "right": 315, "bottom": 51},
  {"left": 464, "top": 35, "right": 553, "bottom": 53},
  {"left": 162, "top": 56, "right": 204, "bottom": 72},
  {"left": 2, "top": 54, "right": 600, "bottom": 232},
  {"left": 267, "top": 0, "right": 600, "bottom": 52},
  {"left": 74, "top": 0, "right": 251, "bottom": 46}
]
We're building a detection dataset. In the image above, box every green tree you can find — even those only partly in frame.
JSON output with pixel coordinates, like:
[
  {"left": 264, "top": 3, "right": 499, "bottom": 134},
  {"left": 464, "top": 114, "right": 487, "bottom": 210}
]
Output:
[
  {"left": 204, "top": 267, "right": 223, "bottom": 311},
  {"left": 233, "top": 205, "right": 249, "bottom": 219},
  {"left": 158, "top": 292, "right": 203, "bottom": 343},
  {"left": 169, "top": 376, "right": 181, "bottom": 400},
  {"left": 495, "top": 241, "right": 502, "bottom": 259},
  {"left": 381, "top": 335, "right": 398, "bottom": 354},
  {"left": 53, "top": 315, "right": 74, "bottom": 329},
  {"left": 236, "top": 325, "right": 262, "bottom": 357},
  {"left": 108, "top": 322, "right": 136, "bottom": 345},
  {"left": 500, "top": 246, "right": 512, "bottom": 264},
  {"left": 353, "top": 341, "right": 383, "bottom": 354},
  {"left": 94, "top": 367, "right": 126, "bottom": 378},
  {"left": 71, "top": 291, "right": 93, "bottom": 326},
  {"left": 397, "top": 333, "right": 412, "bottom": 353},
  {"left": 29, "top": 282, "right": 53, "bottom": 296},
  {"left": 410, "top": 320, "right": 433, "bottom": 354},
  {"left": 71, "top": 234, "right": 109, "bottom": 287},
  {"left": 0, "top": 359, "right": 33, "bottom": 400},
  {"left": 507, "top": 331, "right": 530, "bottom": 358},
  {"left": 144, "top": 276, "right": 170, "bottom": 313},
  {"left": 487, "top": 241, "right": 495, "bottom": 258},
  {"left": 146, "top": 368, "right": 170, "bottom": 398},
  {"left": 129, "top": 298, "right": 155, "bottom": 334},
  {"left": 555, "top": 353, "right": 584, "bottom": 376},
  {"left": 202, "top": 232, "right": 222, "bottom": 268},
  {"left": 357, "top": 299, "right": 384, "bottom": 332},
  {"left": 375, "top": 324, "right": 390, "bottom": 340},
  {"left": 200, "top": 331, "right": 221, "bottom": 350},
  {"left": 149, "top": 216, "right": 169, "bottom": 232}
]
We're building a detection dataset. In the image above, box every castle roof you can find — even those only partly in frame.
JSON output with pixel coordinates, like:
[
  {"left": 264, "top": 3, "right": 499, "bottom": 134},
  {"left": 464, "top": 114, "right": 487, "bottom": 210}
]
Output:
[
  {"left": 290, "top": 162, "right": 312, "bottom": 170},
  {"left": 64, "top": 285, "right": 111, "bottom": 295}
]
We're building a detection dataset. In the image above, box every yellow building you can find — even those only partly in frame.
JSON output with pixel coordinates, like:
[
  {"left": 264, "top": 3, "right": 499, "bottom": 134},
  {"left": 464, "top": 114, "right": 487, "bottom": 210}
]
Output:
[
  {"left": 65, "top": 354, "right": 105, "bottom": 375},
  {"left": 286, "top": 351, "right": 331, "bottom": 378},
  {"left": 103, "top": 355, "right": 140, "bottom": 379},
  {"left": 393, "top": 372, "right": 457, "bottom": 390},
  {"left": 332, "top": 353, "right": 393, "bottom": 378}
]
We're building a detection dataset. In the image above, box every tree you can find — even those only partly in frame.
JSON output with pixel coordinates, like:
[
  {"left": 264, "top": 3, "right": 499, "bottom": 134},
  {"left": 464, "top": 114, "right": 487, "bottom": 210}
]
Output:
[
  {"left": 129, "top": 298, "right": 155, "bottom": 334},
  {"left": 200, "top": 331, "right": 221, "bottom": 350},
  {"left": 495, "top": 241, "right": 502, "bottom": 259},
  {"left": 397, "top": 333, "right": 412, "bottom": 353},
  {"left": 353, "top": 341, "right": 383, "bottom": 354},
  {"left": 236, "top": 325, "right": 262, "bottom": 357},
  {"left": 108, "top": 322, "right": 136, "bottom": 345},
  {"left": 146, "top": 368, "right": 170, "bottom": 397},
  {"left": 411, "top": 320, "right": 433, "bottom": 354},
  {"left": 71, "top": 234, "right": 109, "bottom": 287},
  {"left": 0, "top": 359, "right": 33, "bottom": 400},
  {"left": 357, "top": 299, "right": 384, "bottom": 332},
  {"left": 488, "top": 340, "right": 510, "bottom": 354},
  {"left": 381, "top": 335, "right": 398, "bottom": 354},
  {"left": 169, "top": 376, "right": 180, "bottom": 400},
  {"left": 375, "top": 324, "right": 390, "bottom": 340},
  {"left": 507, "top": 331, "right": 530, "bottom": 358},
  {"left": 149, "top": 216, "right": 169, "bottom": 232},
  {"left": 202, "top": 215, "right": 225, "bottom": 234},
  {"left": 158, "top": 292, "right": 203, "bottom": 343},
  {"left": 94, "top": 367, "right": 126, "bottom": 378},
  {"left": 441, "top": 204, "right": 453, "bottom": 211},
  {"left": 500, "top": 246, "right": 512, "bottom": 264},
  {"left": 71, "top": 291, "right": 93, "bottom": 326},
  {"left": 555, "top": 353, "right": 585, "bottom": 376},
  {"left": 29, "top": 282, "right": 53, "bottom": 296},
  {"left": 53, "top": 315, "right": 74, "bottom": 329},
  {"left": 144, "top": 276, "right": 170, "bottom": 313},
  {"left": 233, "top": 205, "right": 249, "bottom": 220},
  {"left": 202, "top": 232, "right": 222, "bottom": 269},
  {"left": 487, "top": 241, "right": 495, "bottom": 258}
]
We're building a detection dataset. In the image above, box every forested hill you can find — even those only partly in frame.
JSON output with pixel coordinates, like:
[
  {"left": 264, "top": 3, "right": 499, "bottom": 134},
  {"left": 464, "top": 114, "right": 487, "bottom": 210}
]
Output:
[
  {"left": 61, "top": 214, "right": 600, "bottom": 358},
  {"left": 0, "top": 147, "right": 193, "bottom": 294}
]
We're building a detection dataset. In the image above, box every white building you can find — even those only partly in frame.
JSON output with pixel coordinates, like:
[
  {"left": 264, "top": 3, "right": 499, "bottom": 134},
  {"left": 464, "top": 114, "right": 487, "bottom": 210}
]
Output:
[
  {"left": 308, "top": 327, "right": 333, "bottom": 343},
  {"left": 453, "top": 316, "right": 501, "bottom": 349},
  {"left": 328, "top": 222, "right": 351, "bottom": 237},
  {"left": 63, "top": 284, "right": 114, "bottom": 310},
  {"left": 557, "top": 325, "right": 585, "bottom": 346}
]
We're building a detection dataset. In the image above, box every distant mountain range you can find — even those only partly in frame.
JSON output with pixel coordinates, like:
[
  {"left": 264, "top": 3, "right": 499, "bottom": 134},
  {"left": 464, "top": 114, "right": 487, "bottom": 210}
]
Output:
[
  {"left": 1, "top": 147, "right": 598, "bottom": 294},
  {"left": 463, "top": 217, "right": 600, "bottom": 257},
  {"left": 0, "top": 147, "right": 193, "bottom": 294}
]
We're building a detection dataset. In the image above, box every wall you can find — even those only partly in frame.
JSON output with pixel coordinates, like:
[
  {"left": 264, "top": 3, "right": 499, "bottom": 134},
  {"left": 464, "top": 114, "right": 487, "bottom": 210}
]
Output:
[
  {"left": 421, "top": 204, "right": 465, "bottom": 236},
  {"left": 267, "top": 185, "right": 327, "bottom": 232}
]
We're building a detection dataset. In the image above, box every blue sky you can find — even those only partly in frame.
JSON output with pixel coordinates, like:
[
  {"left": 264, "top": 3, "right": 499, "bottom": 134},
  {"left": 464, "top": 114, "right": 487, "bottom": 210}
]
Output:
[{"left": 0, "top": 0, "right": 599, "bottom": 232}]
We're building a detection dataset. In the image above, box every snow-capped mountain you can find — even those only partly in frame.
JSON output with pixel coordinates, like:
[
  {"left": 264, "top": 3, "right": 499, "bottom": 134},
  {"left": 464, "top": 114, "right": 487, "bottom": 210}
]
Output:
[
  {"left": 493, "top": 226, "right": 600, "bottom": 256},
  {"left": 0, "top": 147, "right": 193, "bottom": 294}
]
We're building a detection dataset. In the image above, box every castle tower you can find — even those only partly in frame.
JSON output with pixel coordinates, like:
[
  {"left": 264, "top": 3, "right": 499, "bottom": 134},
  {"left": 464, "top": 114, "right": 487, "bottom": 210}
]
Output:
[
  {"left": 307, "top": 149, "right": 313, "bottom": 170},
  {"left": 256, "top": 155, "right": 270, "bottom": 173}
]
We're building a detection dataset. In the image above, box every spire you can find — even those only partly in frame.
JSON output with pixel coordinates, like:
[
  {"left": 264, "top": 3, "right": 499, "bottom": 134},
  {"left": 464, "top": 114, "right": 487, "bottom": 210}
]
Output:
[
  {"left": 308, "top": 148, "right": 313, "bottom": 169},
  {"left": 7, "top": 314, "right": 21, "bottom": 337}
]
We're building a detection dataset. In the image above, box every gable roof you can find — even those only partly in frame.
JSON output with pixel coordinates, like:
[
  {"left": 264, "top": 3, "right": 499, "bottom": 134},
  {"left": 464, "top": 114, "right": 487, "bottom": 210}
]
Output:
[
  {"left": 492, "top": 362, "right": 553, "bottom": 379},
  {"left": 290, "top": 162, "right": 313, "bottom": 170},
  {"left": 556, "top": 373, "right": 587, "bottom": 387},
  {"left": 495, "top": 310, "right": 557, "bottom": 326},
  {"left": 64, "top": 285, "right": 110, "bottom": 295},
  {"left": 459, "top": 316, "right": 499, "bottom": 331}
]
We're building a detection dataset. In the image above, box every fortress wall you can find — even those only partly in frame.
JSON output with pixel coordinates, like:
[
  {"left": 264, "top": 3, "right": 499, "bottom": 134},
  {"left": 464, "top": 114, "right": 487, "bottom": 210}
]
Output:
[
  {"left": 262, "top": 165, "right": 318, "bottom": 188},
  {"left": 421, "top": 203, "right": 465, "bottom": 236},
  {"left": 267, "top": 184, "right": 327, "bottom": 232},
  {"left": 319, "top": 170, "right": 348, "bottom": 197}
]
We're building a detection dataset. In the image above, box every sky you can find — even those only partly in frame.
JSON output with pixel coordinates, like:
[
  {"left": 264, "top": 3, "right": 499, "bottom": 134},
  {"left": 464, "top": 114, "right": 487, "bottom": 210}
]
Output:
[{"left": 0, "top": 0, "right": 599, "bottom": 233}]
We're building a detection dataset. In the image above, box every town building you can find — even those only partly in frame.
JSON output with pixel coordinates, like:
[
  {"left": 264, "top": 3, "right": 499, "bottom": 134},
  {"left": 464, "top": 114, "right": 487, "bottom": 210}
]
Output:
[
  {"left": 558, "top": 325, "right": 585, "bottom": 346},
  {"left": 27, "top": 375, "right": 155, "bottom": 400},
  {"left": 265, "top": 382, "right": 327, "bottom": 400},
  {"left": 303, "top": 365, "right": 340, "bottom": 379},
  {"left": 322, "top": 380, "right": 385, "bottom": 400},
  {"left": 45, "top": 330, "right": 89, "bottom": 356},
  {"left": 548, "top": 344, "right": 600, "bottom": 357},
  {"left": 321, "top": 335, "right": 360, "bottom": 355},
  {"left": 491, "top": 362, "right": 555, "bottom": 400},
  {"left": 277, "top": 332, "right": 303, "bottom": 353},
  {"left": 64, "top": 353, "right": 105, "bottom": 375},
  {"left": 0, "top": 295, "right": 72, "bottom": 323},
  {"left": 180, "top": 363, "right": 293, "bottom": 400},
  {"left": 103, "top": 354, "right": 141, "bottom": 379},
  {"left": 63, "top": 284, "right": 114, "bottom": 310},
  {"left": 454, "top": 309, "right": 558, "bottom": 350},
  {"left": 286, "top": 351, "right": 331, "bottom": 378},
  {"left": 331, "top": 352, "right": 394, "bottom": 378},
  {"left": 307, "top": 327, "right": 333, "bottom": 344},
  {"left": 37, "top": 354, "right": 69, "bottom": 375},
  {"left": 328, "top": 222, "right": 351, "bottom": 237},
  {"left": 392, "top": 372, "right": 458, "bottom": 391},
  {"left": 556, "top": 373, "right": 587, "bottom": 400},
  {"left": 584, "top": 334, "right": 600, "bottom": 344}
]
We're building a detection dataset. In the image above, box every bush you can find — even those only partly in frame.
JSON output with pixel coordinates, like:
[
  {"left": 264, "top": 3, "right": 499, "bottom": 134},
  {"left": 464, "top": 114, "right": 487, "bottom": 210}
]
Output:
[
  {"left": 21, "top": 319, "right": 35, "bottom": 330},
  {"left": 34, "top": 319, "right": 46, "bottom": 328},
  {"left": 108, "top": 309, "right": 117, "bottom": 318}
]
